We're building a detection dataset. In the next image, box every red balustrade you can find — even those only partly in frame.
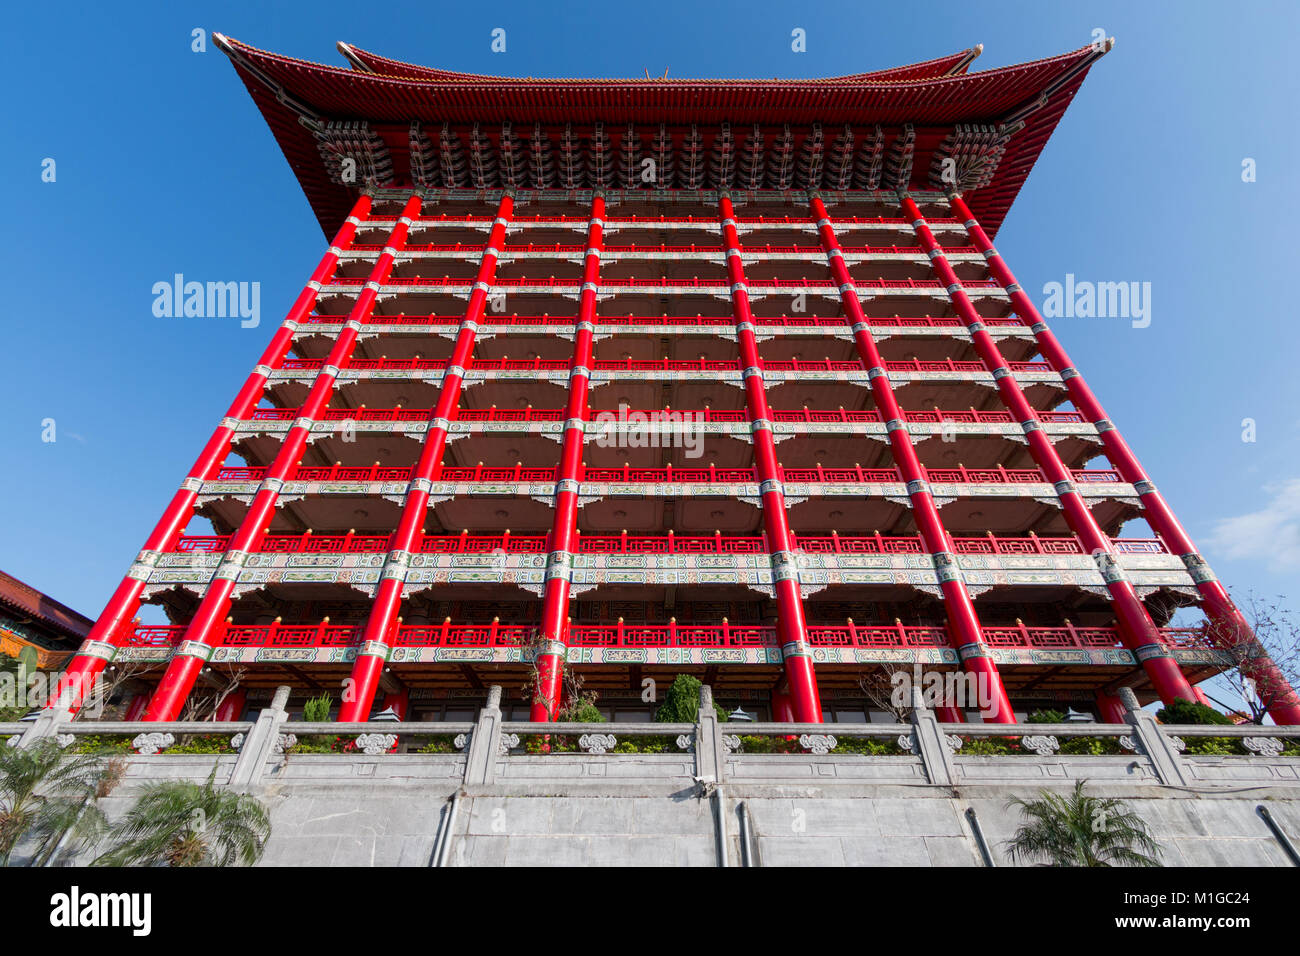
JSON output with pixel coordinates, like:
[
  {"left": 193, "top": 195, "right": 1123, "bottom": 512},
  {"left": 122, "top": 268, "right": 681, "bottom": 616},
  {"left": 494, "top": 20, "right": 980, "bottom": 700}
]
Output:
[
  {"left": 294, "top": 313, "right": 1028, "bottom": 330},
  {"left": 362, "top": 214, "right": 963, "bottom": 227},
  {"left": 238, "top": 405, "right": 1085, "bottom": 426},
  {"left": 121, "top": 620, "right": 1203, "bottom": 652},
  {"left": 352, "top": 242, "right": 977, "bottom": 256},
  {"left": 169, "top": 531, "right": 1168, "bottom": 557},
  {"left": 323, "top": 275, "right": 1003, "bottom": 292},
  {"left": 209, "top": 461, "right": 1125, "bottom": 486},
  {"left": 279, "top": 356, "right": 1050, "bottom": 374},
  {"left": 274, "top": 356, "right": 1051, "bottom": 376}
]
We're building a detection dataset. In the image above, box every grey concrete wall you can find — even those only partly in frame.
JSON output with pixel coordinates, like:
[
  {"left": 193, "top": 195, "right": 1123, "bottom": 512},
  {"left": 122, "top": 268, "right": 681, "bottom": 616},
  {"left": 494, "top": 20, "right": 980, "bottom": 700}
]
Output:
[{"left": 44, "top": 754, "right": 1300, "bottom": 867}]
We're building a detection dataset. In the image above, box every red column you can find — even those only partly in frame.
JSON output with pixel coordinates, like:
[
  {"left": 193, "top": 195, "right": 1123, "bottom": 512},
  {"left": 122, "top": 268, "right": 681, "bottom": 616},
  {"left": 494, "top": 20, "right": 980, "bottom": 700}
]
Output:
[
  {"left": 720, "top": 194, "right": 822, "bottom": 723},
  {"left": 143, "top": 193, "right": 425, "bottom": 721},
  {"left": 214, "top": 689, "right": 247, "bottom": 722},
  {"left": 121, "top": 693, "right": 149, "bottom": 722},
  {"left": 771, "top": 691, "right": 795, "bottom": 723},
  {"left": 51, "top": 194, "right": 374, "bottom": 716},
  {"left": 935, "top": 705, "right": 966, "bottom": 724},
  {"left": 809, "top": 195, "right": 1015, "bottom": 724},
  {"left": 1095, "top": 690, "right": 1128, "bottom": 723},
  {"left": 381, "top": 689, "right": 410, "bottom": 720},
  {"left": 530, "top": 194, "right": 605, "bottom": 721},
  {"left": 336, "top": 193, "right": 514, "bottom": 721},
  {"left": 948, "top": 190, "right": 1300, "bottom": 726},
  {"left": 901, "top": 193, "right": 1196, "bottom": 709}
]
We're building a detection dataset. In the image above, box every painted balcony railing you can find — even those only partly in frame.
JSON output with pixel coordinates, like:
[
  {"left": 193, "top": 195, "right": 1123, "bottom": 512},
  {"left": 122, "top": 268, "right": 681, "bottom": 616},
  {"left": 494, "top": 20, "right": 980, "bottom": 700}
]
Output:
[
  {"left": 242, "top": 405, "right": 1086, "bottom": 425},
  {"left": 209, "top": 462, "right": 1124, "bottom": 485},
  {"left": 120, "top": 620, "right": 1205, "bottom": 652},
  {"left": 294, "top": 313, "right": 1029, "bottom": 330},
  {"left": 365, "top": 214, "right": 964, "bottom": 227},
  {"left": 323, "top": 275, "right": 1004, "bottom": 292},
  {"left": 348, "top": 242, "right": 978, "bottom": 256},
  {"left": 274, "top": 356, "right": 1053, "bottom": 375},
  {"left": 169, "top": 531, "right": 1170, "bottom": 557}
]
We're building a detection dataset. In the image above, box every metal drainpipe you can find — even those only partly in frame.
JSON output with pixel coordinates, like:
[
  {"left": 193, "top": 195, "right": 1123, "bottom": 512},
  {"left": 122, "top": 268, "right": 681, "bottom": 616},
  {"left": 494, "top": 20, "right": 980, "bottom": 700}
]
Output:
[
  {"left": 738, "top": 799, "right": 757, "bottom": 867},
  {"left": 431, "top": 791, "right": 462, "bottom": 867},
  {"left": 964, "top": 806, "right": 997, "bottom": 867},
  {"left": 714, "top": 786, "right": 730, "bottom": 867},
  {"left": 1257, "top": 805, "right": 1300, "bottom": 866}
]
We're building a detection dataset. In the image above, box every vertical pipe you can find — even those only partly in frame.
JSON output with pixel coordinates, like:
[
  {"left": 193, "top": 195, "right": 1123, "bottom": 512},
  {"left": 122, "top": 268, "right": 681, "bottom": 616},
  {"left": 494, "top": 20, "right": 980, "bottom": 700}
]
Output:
[
  {"left": 719, "top": 194, "right": 822, "bottom": 723},
  {"left": 338, "top": 193, "right": 515, "bottom": 721},
  {"left": 143, "top": 193, "right": 425, "bottom": 721},
  {"left": 531, "top": 194, "right": 606, "bottom": 720},
  {"left": 52, "top": 193, "right": 374, "bottom": 716},
  {"left": 948, "top": 190, "right": 1300, "bottom": 725},
  {"left": 900, "top": 192, "right": 1195, "bottom": 709},
  {"left": 809, "top": 194, "right": 1015, "bottom": 724}
]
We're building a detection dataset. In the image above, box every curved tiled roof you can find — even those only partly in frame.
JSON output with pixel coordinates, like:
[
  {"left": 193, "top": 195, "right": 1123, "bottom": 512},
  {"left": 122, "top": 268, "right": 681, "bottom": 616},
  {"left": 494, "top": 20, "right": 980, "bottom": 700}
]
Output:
[
  {"left": 335, "top": 42, "right": 985, "bottom": 85},
  {"left": 215, "top": 35, "right": 1106, "bottom": 237},
  {"left": 0, "top": 569, "right": 92, "bottom": 646}
]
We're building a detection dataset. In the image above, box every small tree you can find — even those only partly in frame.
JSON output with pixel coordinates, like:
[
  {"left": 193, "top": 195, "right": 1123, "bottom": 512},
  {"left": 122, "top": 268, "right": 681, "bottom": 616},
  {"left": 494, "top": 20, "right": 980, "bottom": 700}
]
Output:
[
  {"left": 0, "top": 739, "right": 109, "bottom": 866},
  {"left": 857, "top": 661, "right": 913, "bottom": 723},
  {"left": 1005, "top": 780, "right": 1162, "bottom": 867},
  {"left": 301, "top": 693, "right": 332, "bottom": 722},
  {"left": 0, "top": 651, "right": 32, "bottom": 721},
  {"left": 1154, "top": 698, "right": 1231, "bottom": 727},
  {"left": 178, "top": 664, "right": 248, "bottom": 722},
  {"left": 654, "top": 675, "right": 726, "bottom": 723},
  {"left": 555, "top": 686, "right": 604, "bottom": 723},
  {"left": 1198, "top": 591, "right": 1300, "bottom": 724},
  {"left": 1155, "top": 698, "right": 1240, "bottom": 755},
  {"left": 93, "top": 767, "right": 270, "bottom": 867}
]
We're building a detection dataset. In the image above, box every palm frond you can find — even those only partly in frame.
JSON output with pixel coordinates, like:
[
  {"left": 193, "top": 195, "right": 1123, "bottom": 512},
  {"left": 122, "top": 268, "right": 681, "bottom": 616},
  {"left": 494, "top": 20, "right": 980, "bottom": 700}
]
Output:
[
  {"left": 95, "top": 764, "right": 271, "bottom": 867},
  {"left": 1005, "top": 780, "right": 1163, "bottom": 867}
]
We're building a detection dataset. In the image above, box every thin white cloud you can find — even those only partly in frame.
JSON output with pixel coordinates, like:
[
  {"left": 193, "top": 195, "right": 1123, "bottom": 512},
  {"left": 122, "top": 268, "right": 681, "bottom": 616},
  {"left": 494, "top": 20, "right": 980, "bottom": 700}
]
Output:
[{"left": 1206, "top": 478, "right": 1300, "bottom": 570}]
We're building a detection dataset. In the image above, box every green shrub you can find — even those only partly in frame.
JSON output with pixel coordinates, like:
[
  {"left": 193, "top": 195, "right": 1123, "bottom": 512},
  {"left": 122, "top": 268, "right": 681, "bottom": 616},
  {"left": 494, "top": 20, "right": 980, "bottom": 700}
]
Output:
[
  {"left": 1060, "top": 736, "right": 1123, "bottom": 755},
  {"left": 828, "top": 736, "right": 903, "bottom": 755},
  {"left": 285, "top": 739, "right": 344, "bottom": 754},
  {"left": 611, "top": 738, "right": 674, "bottom": 754},
  {"left": 414, "top": 735, "right": 458, "bottom": 754},
  {"left": 1155, "top": 698, "right": 1244, "bottom": 755},
  {"left": 736, "top": 735, "right": 795, "bottom": 754},
  {"left": 291, "top": 693, "right": 342, "bottom": 753},
  {"left": 70, "top": 735, "right": 133, "bottom": 754},
  {"left": 168, "top": 734, "right": 235, "bottom": 755},
  {"left": 1155, "top": 698, "right": 1232, "bottom": 726},
  {"left": 1025, "top": 708, "right": 1122, "bottom": 754},
  {"left": 557, "top": 697, "right": 605, "bottom": 724},
  {"left": 654, "top": 675, "right": 727, "bottom": 723},
  {"left": 301, "top": 693, "right": 332, "bottom": 722},
  {"left": 959, "top": 737, "right": 1018, "bottom": 756}
]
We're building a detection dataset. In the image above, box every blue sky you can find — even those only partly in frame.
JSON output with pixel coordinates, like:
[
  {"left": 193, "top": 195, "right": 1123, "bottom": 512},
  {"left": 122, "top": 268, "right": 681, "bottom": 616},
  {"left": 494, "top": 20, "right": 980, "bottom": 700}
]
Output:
[{"left": 3, "top": 0, "right": 1298, "bottom": 690}]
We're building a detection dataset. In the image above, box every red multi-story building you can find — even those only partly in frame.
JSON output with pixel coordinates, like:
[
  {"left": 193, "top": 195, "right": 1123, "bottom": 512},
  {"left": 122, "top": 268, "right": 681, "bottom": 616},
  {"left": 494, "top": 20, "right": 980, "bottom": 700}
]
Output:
[{"left": 53, "top": 36, "right": 1300, "bottom": 727}]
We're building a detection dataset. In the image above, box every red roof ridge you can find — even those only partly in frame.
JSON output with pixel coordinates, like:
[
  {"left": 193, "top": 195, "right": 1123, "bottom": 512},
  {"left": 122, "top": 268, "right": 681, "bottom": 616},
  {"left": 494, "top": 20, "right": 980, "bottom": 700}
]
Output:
[
  {"left": 216, "top": 33, "right": 1098, "bottom": 94},
  {"left": 212, "top": 34, "right": 1110, "bottom": 238},
  {"left": 335, "top": 41, "right": 988, "bottom": 86},
  {"left": 0, "top": 569, "right": 94, "bottom": 641}
]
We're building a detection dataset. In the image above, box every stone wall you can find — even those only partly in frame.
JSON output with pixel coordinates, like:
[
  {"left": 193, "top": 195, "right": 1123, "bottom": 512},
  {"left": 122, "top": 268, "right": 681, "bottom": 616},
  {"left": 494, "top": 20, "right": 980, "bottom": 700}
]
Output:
[{"left": 11, "top": 684, "right": 1300, "bottom": 867}]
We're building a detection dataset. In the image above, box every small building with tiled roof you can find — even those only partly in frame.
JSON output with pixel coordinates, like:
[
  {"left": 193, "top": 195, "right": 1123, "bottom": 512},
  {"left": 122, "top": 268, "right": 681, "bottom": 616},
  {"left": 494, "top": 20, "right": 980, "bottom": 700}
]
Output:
[{"left": 0, "top": 570, "right": 91, "bottom": 670}]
